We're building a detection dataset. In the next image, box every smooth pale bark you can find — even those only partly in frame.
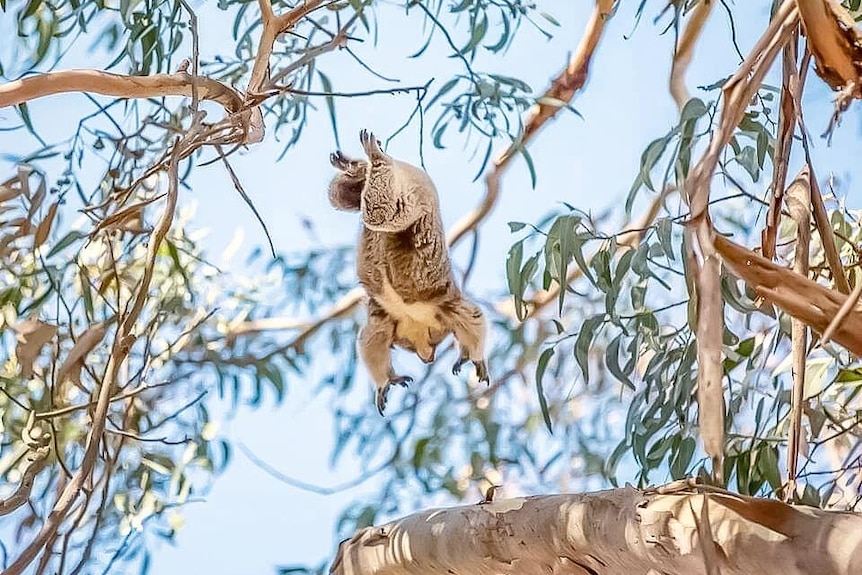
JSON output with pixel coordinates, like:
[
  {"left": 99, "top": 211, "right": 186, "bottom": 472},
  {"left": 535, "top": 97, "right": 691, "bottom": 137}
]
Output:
[{"left": 331, "top": 486, "right": 862, "bottom": 575}]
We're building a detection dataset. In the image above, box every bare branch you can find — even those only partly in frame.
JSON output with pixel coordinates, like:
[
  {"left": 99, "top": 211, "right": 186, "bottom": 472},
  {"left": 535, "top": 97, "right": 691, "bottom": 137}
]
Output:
[
  {"left": 669, "top": 0, "right": 715, "bottom": 109},
  {"left": 0, "top": 70, "right": 243, "bottom": 112},
  {"left": 0, "top": 447, "right": 48, "bottom": 517},
  {"left": 715, "top": 233, "right": 862, "bottom": 355}
]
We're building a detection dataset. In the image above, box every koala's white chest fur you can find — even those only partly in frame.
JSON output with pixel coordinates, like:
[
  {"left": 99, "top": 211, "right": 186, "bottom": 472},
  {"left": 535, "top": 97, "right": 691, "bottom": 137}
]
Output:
[{"left": 378, "top": 278, "right": 444, "bottom": 358}]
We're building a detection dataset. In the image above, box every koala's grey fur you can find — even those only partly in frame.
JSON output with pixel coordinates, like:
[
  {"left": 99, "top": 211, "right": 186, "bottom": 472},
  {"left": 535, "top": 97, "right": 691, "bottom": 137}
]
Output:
[{"left": 329, "top": 129, "right": 489, "bottom": 414}]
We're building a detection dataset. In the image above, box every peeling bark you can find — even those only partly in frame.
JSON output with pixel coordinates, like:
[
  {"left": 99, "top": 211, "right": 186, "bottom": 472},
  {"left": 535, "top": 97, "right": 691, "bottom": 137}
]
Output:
[{"left": 331, "top": 486, "right": 862, "bottom": 575}]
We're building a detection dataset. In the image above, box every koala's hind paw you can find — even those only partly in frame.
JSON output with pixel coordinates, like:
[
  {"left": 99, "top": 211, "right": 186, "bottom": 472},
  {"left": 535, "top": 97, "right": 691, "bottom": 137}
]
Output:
[
  {"left": 452, "top": 357, "right": 490, "bottom": 385},
  {"left": 359, "top": 129, "right": 385, "bottom": 159},
  {"left": 375, "top": 375, "right": 413, "bottom": 416}
]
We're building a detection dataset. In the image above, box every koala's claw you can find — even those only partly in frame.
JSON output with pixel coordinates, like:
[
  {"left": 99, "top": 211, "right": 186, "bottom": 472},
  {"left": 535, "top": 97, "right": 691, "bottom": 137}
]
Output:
[
  {"left": 359, "top": 129, "right": 384, "bottom": 159},
  {"left": 375, "top": 375, "right": 413, "bottom": 416},
  {"left": 452, "top": 357, "right": 490, "bottom": 385},
  {"left": 452, "top": 355, "right": 468, "bottom": 375},
  {"left": 475, "top": 360, "right": 490, "bottom": 385}
]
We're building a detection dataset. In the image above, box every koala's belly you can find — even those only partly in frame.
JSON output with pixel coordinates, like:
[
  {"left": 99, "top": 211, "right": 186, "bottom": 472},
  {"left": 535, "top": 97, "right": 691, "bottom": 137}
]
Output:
[
  {"left": 377, "top": 279, "right": 447, "bottom": 358},
  {"left": 378, "top": 279, "right": 442, "bottom": 329}
]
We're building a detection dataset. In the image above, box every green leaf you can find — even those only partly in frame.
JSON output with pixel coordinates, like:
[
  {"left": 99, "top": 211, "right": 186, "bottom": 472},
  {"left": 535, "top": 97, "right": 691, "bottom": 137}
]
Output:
[
  {"left": 670, "top": 436, "right": 695, "bottom": 479},
  {"left": 679, "top": 97, "right": 708, "bottom": 122},
  {"left": 318, "top": 71, "right": 340, "bottom": 150},
  {"left": 606, "top": 335, "right": 635, "bottom": 390},
  {"left": 46, "top": 230, "right": 87, "bottom": 258},
  {"left": 535, "top": 347, "right": 555, "bottom": 434},
  {"left": 757, "top": 444, "right": 781, "bottom": 491},
  {"left": 736, "top": 145, "right": 760, "bottom": 181},
  {"left": 575, "top": 315, "right": 603, "bottom": 383},
  {"left": 508, "top": 221, "right": 526, "bottom": 232},
  {"left": 506, "top": 239, "right": 524, "bottom": 299},
  {"left": 655, "top": 218, "right": 674, "bottom": 260},
  {"left": 519, "top": 145, "right": 537, "bottom": 188}
]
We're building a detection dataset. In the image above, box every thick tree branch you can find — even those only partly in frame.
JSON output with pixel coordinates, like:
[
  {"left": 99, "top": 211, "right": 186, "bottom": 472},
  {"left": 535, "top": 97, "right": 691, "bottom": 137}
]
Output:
[
  {"left": 714, "top": 233, "right": 862, "bottom": 355},
  {"left": 331, "top": 485, "right": 862, "bottom": 575}
]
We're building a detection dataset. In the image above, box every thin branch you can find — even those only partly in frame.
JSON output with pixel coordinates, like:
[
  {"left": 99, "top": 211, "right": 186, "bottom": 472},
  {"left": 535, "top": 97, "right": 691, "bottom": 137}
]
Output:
[
  {"left": 34, "top": 380, "right": 174, "bottom": 420},
  {"left": 216, "top": 144, "right": 276, "bottom": 258},
  {"left": 238, "top": 442, "right": 390, "bottom": 495},
  {"left": 4, "top": 138, "right": 184, "bottom": 575},
  {"left": 0, "top": 447, "right": 49, "bottom": 517},
  {"left": 761, "top": 27, "right": 801, "bottom": 261},
  {"left": 821, "top": 276, "right": 862, "bottom": 344}
]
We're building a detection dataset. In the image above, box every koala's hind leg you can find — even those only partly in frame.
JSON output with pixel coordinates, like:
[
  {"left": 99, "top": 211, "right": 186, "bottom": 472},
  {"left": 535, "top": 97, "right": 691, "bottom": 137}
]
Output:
[
  {"left": 448, "top": 298, "right": 490, "bottom": 384},
  {"left": 359, "top": 300, "right": 413, "bottom": 415}
]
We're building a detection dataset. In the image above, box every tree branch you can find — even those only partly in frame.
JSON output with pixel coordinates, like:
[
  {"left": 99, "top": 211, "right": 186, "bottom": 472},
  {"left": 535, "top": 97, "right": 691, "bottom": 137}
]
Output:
[
  {"left": 4, "top": 138, "right": 184, "bottom": 575},
  {"left": 331, "top": 485, "right": 862, "bottom": 575},
  {"left": 669, "top": 0, "right": 714, "bottom": 110},
  {"left": 0, "top": 70, "right": 243, "bottom": 112}
]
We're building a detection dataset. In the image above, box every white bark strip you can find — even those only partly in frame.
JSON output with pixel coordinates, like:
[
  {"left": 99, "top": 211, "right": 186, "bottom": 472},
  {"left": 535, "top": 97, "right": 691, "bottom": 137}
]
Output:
[{"left": 332, "top": 487, "right": 862, "bottom": 575}]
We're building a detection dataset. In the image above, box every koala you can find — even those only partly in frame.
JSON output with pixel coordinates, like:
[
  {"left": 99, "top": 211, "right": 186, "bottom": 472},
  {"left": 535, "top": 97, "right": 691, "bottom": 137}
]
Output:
[{"left": 329, "top": 129, "right": 489, "bottom": 415}]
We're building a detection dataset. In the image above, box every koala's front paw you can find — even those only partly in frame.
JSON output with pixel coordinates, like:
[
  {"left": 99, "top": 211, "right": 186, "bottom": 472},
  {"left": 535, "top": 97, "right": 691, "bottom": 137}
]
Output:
[{"left": 330, "top": 151, "right": 350, "bottom": 170}]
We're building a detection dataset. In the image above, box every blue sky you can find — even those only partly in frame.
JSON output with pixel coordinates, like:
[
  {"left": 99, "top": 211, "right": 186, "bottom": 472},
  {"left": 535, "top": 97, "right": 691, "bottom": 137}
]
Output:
[{"left": 3, "top": 1, "right": 862, "bottom": 573}]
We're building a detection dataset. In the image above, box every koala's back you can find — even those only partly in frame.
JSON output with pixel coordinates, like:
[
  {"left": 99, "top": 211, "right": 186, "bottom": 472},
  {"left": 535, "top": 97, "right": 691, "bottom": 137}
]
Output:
[{"left": 358, "top": 213, "right": 454, "bottom": 302}]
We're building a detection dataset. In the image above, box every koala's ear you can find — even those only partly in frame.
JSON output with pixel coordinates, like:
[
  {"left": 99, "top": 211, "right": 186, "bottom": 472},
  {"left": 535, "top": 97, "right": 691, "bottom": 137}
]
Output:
[{"left": 328, "top": 175, "right": 362, "bottom": 212}]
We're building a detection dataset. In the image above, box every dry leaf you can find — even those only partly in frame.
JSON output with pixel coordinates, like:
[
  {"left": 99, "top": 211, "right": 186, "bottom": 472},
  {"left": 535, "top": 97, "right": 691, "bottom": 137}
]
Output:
[
  {"left": 797, "top": 0, "right": 862, "bottom": 92},
  {"left": 0, "top": 183, "right": 21, "bottom": 203},
  {"left": 715, "top": 234, "right": 862, "bottom": 355},
  {"left": 33, "top": 202, "right": 59, "bottom": 248},
  {"left": 14, "top": 319, "right": 59, "bottom": 379},
  {"left": 56, "top": 323, "right": 108, "bottom": 388}
]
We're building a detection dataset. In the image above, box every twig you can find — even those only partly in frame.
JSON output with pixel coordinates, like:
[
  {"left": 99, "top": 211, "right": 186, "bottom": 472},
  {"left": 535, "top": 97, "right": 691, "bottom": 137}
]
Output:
[
  {"left": 216, "top": 144, "right": 276, "bottom": 258},
  {"left": 239, "top": 442, "right": 390, "bottom": 495},
  {"left": 0, "top": 447, "right": 49, "bottom": 516},
  {"left": 34, "top": 380, "right": 174, "bottom": 420}
]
